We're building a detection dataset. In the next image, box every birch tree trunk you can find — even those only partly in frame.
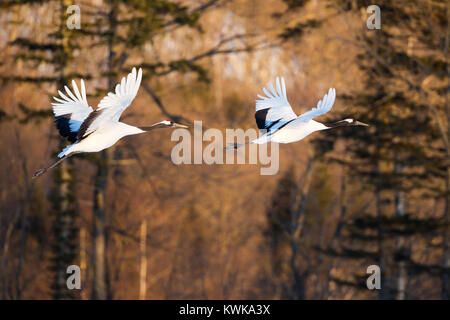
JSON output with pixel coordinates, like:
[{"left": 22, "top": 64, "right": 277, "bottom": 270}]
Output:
[
  {"left": 91, "top": 1, "right": 118, "bottom": 300},
  {"left": 443, "top": 167, "right": 450, "bottom": 300},
  {"left": 376, "top": 161, "right": 389, "bottom": 300},
  {"left": 288, "top": 159, "right": 314, "bottom": 299},
  {"left": 92, "top": 150, "right": 107, "bottom": 300},
  {"left": 394, "top": 157, "right": 408, "bottom": 300},
  {"left": 139, "top": 221, "right": 147, "bottom": 300},
  {"left": 442, "top": 3, "right": 450, "bottom": 299},
  {"left": 51, "top": 0, "right": 78, "bottom": 300},
  {"left": 80, "top": 227, "right": 87, "bottom": 300}
]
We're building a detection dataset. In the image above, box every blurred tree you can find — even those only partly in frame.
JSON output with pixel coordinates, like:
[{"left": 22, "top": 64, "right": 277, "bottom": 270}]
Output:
[
  {"left": 310, "top": 0, "right": 448, "bottom": 299},
  {"left": 0, "top": 0, "right": 92, "bottom": 299},
  {"left": 165, "top": 205, "right": 209, "bottom": 298},
  {"left": 79, "top": 0, "right": 254, "bottom": 299},
  {"left": 0, "top": 0, "right": 255, "bottom": 299},
  {"left": 276, "top": 0, "right": 448, "bottom": 299},
  {"left": 265, "top": 160, "right": 335, "bottom": 299}
]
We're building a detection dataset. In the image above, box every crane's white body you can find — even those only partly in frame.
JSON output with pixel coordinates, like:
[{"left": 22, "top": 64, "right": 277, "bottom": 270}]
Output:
[
  {"left": 59, "top": 122, "right": 144, "bottom": 157},
  {"left": 252, "top": 119, "right": 328, "bottom": 144}
]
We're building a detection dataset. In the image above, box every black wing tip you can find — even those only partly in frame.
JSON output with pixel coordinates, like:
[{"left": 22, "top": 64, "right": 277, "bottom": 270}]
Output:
[
  {"left": 55, "top": 114, "right": 77, "bottom": 142},
  {"left": 255, "top": 108, "right": 270, "bottom": 130}
]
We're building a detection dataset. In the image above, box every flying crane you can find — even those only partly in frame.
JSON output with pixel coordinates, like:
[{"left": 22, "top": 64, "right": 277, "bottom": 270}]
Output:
[
  {"left": 228, "top": 77, "right": 368, "bottom": 149},
  {"left": 33, "top": 67, "right": 187, "bottom": 178}
]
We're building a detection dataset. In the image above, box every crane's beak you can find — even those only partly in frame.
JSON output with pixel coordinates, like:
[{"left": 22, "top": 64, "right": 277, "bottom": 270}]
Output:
[
  {"left": 172, "top": 123, "right": 188, "bottom": 129},
  {"left": 355, "top": 121, "right": 369, "bottom": 127}
]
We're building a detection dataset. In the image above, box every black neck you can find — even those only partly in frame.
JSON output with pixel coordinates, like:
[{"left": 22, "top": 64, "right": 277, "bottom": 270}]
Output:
[
  {"left": 324, "top": 121, "right": 350, "bottom": 128},
  {"left": 139, "top": 123, "right": 168, "bottom": 131}
]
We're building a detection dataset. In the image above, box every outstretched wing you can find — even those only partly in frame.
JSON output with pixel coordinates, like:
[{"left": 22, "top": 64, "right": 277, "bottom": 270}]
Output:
[
  {"left": 77, "top": 67, "right": 143, "bottom": 139},
  {"left": 52, "top": 79, "right": 93, "bottom": 142},
  {"left": 296, "top": 88, "right": 336, "bottom": 123},
  {"left": 254, "top": 77, "right": 297, "bottom": 135}
]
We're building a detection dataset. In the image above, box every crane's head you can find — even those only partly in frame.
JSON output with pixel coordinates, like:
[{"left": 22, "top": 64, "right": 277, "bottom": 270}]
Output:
[
  {"left": 160, "top": 120, "right": 188, "bottom": 128},
  {"left": 325, "top": 118, "right": 369, "bottom": 128},
  {"left": 138, "top": 120, "right": 188, "bottom": 132},
  {"left": 340, "top": 118, "right": 369, "bottom": 127}
]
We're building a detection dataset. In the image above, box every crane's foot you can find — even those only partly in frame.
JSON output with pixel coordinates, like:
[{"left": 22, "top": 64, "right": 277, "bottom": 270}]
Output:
[{"left": 32, "top": 168, "right": 47, "bottom": 179}]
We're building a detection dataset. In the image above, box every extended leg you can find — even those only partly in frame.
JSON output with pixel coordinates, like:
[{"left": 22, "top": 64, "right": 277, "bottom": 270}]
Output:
[
  {"left": 224, "top": 141, "right": 252, "bottom": 150},
  {"left": 32, "top": 154, "right": 73, "bottom": 179}
]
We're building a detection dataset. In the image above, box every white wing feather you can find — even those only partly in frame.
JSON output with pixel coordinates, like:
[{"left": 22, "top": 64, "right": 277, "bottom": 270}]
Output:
[
  {"left": 79, "top": 67, "right": 143, "bottom": 138},
  {"left": 52, "top": 79, "right": 93, "bottom": 132},
  {"left": 97, "top": 67, "right": 142, "bottom": 119},
  {"left": 255, "top": 77, "right": 297, "bottom": 123},
  {"left": 296, "top": 88, "right": 336, "bottom": 123}
]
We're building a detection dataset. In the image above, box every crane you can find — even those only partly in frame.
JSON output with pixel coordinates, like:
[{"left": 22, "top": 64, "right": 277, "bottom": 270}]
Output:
[
  {"left": 228, "top": 77, "right": 368, "bottom": 149},
  {"left": 33, "top": 67, "right": 187, "bottom": 178}
]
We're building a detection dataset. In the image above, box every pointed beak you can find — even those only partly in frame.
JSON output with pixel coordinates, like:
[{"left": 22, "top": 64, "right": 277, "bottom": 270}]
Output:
[
  {"left": 355, "top": 121, "right": 369, "bottom": 127},
  {"left": 173, "top": 123, "right": 188, "bottom": 129}
]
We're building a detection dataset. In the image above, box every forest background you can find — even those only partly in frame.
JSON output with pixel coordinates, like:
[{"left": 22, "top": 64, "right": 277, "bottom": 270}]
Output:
[{"left": 0, "top": 0, "right": 448, "bottom": 300}]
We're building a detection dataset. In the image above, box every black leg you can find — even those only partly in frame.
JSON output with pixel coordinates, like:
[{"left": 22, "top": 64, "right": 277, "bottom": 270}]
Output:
[{"left": 32, "top": 154, "right": 70, "bottom": 179}]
